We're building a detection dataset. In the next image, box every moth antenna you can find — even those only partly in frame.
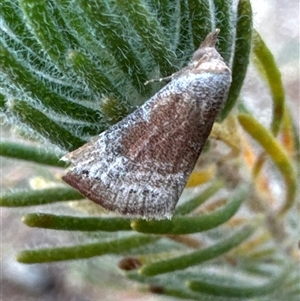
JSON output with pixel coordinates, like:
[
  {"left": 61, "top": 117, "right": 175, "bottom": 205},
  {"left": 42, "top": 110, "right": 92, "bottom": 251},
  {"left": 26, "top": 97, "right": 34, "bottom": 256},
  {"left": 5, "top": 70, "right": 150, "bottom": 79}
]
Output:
[{"left": 144, "top": 75, "right": 173, "bottom": 85}]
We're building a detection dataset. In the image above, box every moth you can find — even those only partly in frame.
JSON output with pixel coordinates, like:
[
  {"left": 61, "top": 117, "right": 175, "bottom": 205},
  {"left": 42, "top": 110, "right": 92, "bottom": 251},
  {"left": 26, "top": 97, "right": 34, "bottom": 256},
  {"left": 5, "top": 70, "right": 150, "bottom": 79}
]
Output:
[{"left": 62, "top": 29, "right": 232, "bottom": 220}]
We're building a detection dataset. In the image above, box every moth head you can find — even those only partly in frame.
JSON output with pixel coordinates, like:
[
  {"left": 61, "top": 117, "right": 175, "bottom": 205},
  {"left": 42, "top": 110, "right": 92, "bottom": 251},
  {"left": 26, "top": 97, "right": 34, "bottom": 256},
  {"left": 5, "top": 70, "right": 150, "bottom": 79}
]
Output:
[{"left": 192, "top": 29, "right": 222, "bottom": 62}]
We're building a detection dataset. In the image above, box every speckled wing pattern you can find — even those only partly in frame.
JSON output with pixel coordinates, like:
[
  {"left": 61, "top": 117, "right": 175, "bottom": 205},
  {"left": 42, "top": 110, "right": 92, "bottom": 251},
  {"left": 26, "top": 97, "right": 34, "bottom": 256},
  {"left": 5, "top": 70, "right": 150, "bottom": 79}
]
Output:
[{"left": 62, "top": 30, "right": 232, "bottom": 220}]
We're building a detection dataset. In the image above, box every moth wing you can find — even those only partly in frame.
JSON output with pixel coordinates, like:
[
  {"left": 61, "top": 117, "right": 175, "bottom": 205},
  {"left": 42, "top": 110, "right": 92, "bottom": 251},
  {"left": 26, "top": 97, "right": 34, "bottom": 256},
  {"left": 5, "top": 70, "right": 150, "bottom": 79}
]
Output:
[{"left": 62, "top": 71, "right": 231, "bottom": 219}]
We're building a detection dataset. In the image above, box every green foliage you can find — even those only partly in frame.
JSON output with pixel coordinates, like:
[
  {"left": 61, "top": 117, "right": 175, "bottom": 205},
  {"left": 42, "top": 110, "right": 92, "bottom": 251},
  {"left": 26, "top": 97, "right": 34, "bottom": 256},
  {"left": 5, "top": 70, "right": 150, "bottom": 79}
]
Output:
[{"left": 1, "top": 0, "right": 299, "bottom": 300}]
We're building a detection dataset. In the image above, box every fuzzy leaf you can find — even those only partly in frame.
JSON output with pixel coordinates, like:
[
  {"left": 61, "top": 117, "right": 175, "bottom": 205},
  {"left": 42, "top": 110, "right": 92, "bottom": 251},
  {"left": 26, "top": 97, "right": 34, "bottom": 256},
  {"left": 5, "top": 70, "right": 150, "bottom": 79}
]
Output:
[
  {"left": 0, "top": 187, "right": 83, "bottom": 207},
  {"left": 16, "top": 235, "right": 157, "bottom": 263}
]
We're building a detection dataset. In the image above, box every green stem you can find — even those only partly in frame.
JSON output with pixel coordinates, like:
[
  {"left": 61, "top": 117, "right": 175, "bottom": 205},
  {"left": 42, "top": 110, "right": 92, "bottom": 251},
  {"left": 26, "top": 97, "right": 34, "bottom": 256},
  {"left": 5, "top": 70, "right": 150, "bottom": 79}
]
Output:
[
  {"left": 187, "top": 0, "right": 212, "bottom": 51},
  {"left": 23, "top": 213, "right": 132, "bottom": 231},
  {"left": 0, "top": 187, "right": 83, "bottom": 207},
  {"left": 238, "top": 114, "right": 297, "bottom": 215},
  {"left": 219, "top": 0, "right": 252, "bottom": 120},
  {"left": 0, "top": 141, "right": 66, "bottom": 167},
  {"left": 16, "top": 235, "right": 158, "bottom": 263},
  {"left": 18, "top": 0, "right": 68, "bottom": 70},
  {"left": 252, "top": 29, "right": 285, "bottom": 135},
  {"left": 132, "top": 184, "right": 248, "bottom": 234},
  {"left": 0, "top": 43, "right": 102, "bottom": 124},
  {"left": 10, "top": 100, "right": 85, "bottom": 150},
  {"left": 174, "top": 180, "right": 224, "bottom": 215},
  {"left": 213, "top": 0, "right": 233, "bottom": 63},
  {"left": 140, "top": 223, "right": 256, "bottom": 276},
  {"left": 75, "top": 0, "right": 150, "bottom": 93},
  {"left": 187, "top": 264, "right": 290, "bottom": 297},
  {"left": 117, "top": 0, "right": 176, "bottom": 77}
]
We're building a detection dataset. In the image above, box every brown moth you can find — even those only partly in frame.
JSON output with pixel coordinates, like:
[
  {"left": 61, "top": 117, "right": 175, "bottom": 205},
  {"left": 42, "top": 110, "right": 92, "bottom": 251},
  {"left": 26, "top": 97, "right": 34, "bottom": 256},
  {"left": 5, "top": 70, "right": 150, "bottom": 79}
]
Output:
[{"left": 62, "top": 29, "right": 232, "bottom": 220}]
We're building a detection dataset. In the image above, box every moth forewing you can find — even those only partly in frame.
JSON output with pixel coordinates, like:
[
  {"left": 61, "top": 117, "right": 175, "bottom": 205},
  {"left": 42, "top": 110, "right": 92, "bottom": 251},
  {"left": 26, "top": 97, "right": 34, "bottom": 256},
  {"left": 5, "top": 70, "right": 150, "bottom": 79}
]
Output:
[{"left": 62, "top": 29, "right": 232, "bottom": 220}]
